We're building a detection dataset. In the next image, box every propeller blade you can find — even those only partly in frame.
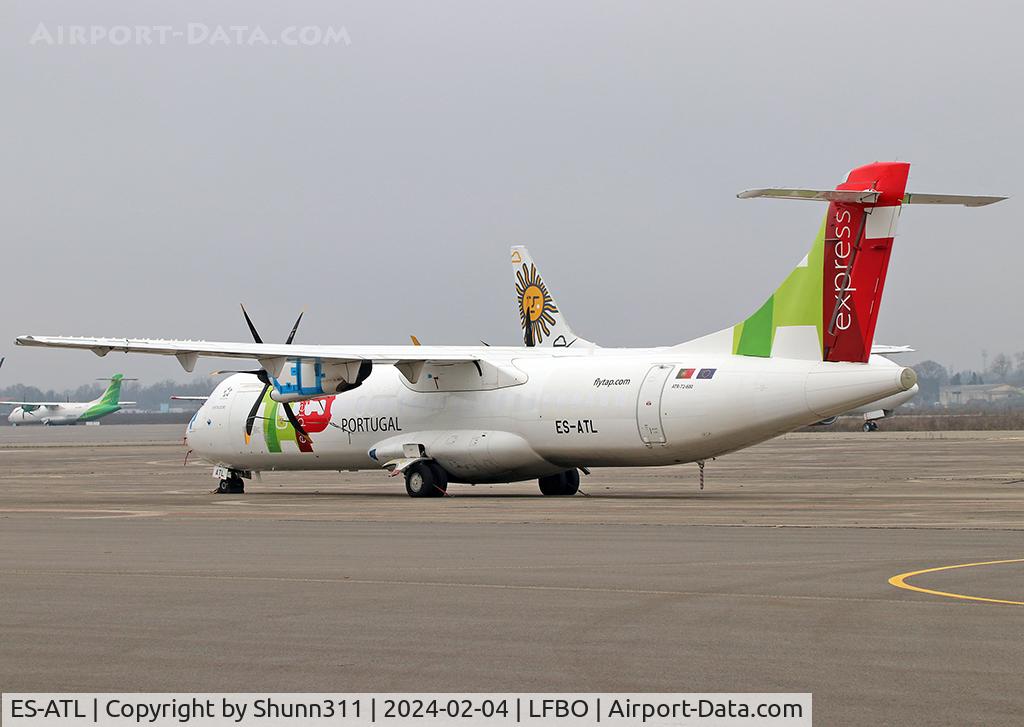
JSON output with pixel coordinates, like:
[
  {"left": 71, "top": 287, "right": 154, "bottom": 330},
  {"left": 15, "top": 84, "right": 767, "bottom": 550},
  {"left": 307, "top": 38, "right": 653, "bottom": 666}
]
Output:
[
  {"left": 244, "top": 382, "right": 270, "bottom": 443},
  {"left": 240, "top": 304, "right": 263, "bottom": 344},
  {"left": 284, "top": 310, "right": 304, "bottom": 345},
  {"left": 281, "top": 401, "right": 311, "bottom": 440}
]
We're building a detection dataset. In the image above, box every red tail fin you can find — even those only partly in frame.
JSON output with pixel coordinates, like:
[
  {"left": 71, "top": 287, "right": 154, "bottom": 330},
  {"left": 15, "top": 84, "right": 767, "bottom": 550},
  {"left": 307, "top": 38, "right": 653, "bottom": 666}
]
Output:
[{"left": 822, "top": 162, "right": 910, "bottom": 363}]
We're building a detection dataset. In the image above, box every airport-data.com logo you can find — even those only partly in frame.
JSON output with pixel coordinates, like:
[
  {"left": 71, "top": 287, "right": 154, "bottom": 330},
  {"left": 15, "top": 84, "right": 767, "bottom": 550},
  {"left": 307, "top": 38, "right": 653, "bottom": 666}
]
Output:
[{"left": 28, "top": 23, "right": 352, "bottom": 48}]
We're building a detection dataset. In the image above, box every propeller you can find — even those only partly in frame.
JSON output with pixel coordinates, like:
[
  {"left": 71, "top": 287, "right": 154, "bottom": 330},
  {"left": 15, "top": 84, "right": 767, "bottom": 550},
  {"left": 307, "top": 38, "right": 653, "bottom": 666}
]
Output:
[{"left": 229, "top": 305, "right": 312, "bottom": 446}]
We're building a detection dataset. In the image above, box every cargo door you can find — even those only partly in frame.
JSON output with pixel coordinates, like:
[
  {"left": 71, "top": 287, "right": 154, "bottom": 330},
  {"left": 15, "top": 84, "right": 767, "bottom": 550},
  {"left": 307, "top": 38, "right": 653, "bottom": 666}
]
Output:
[{"left": 636, "top": 364, "right": 672, "bottom": 445}]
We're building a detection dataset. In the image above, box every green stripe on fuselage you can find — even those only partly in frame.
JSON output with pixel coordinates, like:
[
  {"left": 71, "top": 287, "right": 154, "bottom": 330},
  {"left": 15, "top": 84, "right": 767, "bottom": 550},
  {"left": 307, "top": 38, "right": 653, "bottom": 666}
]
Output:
[
  {"left": 262, "top": 390, "right": 283, "bottom": 452},
  {"left": 259, "top": 389, "right": 304, "bottom": 453},
  {"left": 78, "top": 403, "right": 121, "bottom": 422}
]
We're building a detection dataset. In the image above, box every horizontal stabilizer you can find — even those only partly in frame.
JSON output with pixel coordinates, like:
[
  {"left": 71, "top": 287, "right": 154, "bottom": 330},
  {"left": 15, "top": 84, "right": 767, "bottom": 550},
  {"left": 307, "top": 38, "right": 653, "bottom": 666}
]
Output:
[
  {"left": 740, "top": 188, "right": 1006, "bottom": 207},
  {"left": 902, "top": 192, "right": 1007, "bottom": 207},
  {"left": 870, "top": 344, "right": 914, "bottom": 355},
  {"left": 738, "top": 188, "right": 881, "bottom": 204}
]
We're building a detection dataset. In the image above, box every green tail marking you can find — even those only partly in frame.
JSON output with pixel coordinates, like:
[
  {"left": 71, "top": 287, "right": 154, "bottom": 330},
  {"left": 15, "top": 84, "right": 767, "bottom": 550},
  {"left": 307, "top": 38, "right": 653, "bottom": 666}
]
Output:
[
  {"left": 732, "top": 216, "right": 826, "bottom": 358},
  {"left": 79, "top": 374, "right": 126, "bottom": 421},
  {"left": 97, "top": 374, "right": 124, "bottom": 406}
]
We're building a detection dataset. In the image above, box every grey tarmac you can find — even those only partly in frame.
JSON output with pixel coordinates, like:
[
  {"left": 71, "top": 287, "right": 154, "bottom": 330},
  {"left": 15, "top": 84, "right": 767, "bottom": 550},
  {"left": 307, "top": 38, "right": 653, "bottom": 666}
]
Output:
[{"left": 1, "top": 425, "right": 1022, "bottom": 727}]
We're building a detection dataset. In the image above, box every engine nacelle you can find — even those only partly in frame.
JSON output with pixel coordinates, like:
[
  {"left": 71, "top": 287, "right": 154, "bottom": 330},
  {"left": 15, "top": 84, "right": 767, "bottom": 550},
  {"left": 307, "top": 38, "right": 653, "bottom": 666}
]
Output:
[{"left": 269, "top": 359, "right": 372, "bottom": 403}]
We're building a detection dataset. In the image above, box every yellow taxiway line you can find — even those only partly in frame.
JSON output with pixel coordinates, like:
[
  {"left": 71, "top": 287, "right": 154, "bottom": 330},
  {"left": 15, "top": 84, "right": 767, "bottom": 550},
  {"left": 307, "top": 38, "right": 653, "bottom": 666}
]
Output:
[{"left": 889, "top": 558, "right": 1024, "bottom": 606}]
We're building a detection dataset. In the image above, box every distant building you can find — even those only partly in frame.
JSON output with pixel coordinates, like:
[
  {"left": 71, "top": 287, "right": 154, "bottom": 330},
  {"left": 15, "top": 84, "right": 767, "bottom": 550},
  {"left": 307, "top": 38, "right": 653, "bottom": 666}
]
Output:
[{"left": 939, "top": 383, "right": 1024, "bottom": 407}]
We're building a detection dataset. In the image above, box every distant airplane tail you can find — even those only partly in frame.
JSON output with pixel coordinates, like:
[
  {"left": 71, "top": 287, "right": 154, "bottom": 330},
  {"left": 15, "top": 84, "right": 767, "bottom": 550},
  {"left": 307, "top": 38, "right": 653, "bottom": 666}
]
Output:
[
  {"left": 729, "top": 161, "right": 1004, "bottom": 363},
  {"left": 93, "top": 374, "right": 135, "bottom": 407},
  {"left": 511, "top": 246, "right": 594, "bottom": 348}
]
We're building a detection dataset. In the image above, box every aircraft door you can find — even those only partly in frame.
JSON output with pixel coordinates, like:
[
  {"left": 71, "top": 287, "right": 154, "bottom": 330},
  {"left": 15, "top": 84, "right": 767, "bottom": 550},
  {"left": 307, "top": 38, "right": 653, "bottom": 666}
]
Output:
[{"left": 636, "top": 364, "right": 672, "bottom": 445}]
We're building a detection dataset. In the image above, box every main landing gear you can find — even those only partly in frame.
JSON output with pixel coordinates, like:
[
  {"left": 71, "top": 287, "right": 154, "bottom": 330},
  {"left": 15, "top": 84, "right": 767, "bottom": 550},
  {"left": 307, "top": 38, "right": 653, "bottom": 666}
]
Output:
[
  {"left": 538, "top": 469, "right": 580, "bottom": 496},
  {"left": 863, "top": 420, "right": 880, "bottom": 432},
  {"left": 404, "top": 461, "right": 449, "bottom": 498},
  {"left": 216, "top": 472, "right": 246, "bottom": 494}
]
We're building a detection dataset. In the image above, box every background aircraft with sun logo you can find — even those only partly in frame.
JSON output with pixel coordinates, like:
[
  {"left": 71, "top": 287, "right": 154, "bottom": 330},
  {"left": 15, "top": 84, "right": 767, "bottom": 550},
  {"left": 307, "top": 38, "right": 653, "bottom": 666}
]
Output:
[{"left": 511, "top": 246, "right": 592, "bottom": 349}]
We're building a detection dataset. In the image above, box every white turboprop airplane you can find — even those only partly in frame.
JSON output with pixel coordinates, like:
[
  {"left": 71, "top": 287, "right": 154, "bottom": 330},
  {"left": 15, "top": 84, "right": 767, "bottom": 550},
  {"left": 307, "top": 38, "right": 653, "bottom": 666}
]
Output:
[
  {"left": 510, "top": 245, "right": 919, "bottom": 431},
  {"left": 15, "top": 162, "right": 1003, "bottom": 495},
  {"left": 1, "top": 374, "right": 137, "bottom": 426}
]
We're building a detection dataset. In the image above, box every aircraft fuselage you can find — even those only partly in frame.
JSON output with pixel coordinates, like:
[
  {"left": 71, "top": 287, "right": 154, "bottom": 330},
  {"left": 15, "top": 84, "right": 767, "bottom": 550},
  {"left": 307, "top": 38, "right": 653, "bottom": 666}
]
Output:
[{"left": 186, "top": 352, "right": 914, "bottom": 483}]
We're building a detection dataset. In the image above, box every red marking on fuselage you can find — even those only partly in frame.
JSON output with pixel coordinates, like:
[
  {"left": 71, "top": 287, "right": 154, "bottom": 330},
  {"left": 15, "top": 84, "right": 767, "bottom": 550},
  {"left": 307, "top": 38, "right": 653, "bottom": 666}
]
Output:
[{"left": 294, "top": 396, "right": 336, "bottom": 434}]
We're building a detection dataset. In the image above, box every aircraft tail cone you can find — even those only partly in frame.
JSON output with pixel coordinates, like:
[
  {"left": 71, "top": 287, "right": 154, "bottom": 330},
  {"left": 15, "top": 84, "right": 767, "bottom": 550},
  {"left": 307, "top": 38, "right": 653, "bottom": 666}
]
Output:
[{"left": 805, "top": 363, "right": 918, "bottom": 420}]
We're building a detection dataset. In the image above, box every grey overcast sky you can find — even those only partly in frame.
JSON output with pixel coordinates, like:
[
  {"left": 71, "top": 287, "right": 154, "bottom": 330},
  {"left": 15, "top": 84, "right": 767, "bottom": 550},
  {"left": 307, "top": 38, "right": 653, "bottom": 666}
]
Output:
[{"left": 1, "top": 1, "right": 1020, "bottom": 388}]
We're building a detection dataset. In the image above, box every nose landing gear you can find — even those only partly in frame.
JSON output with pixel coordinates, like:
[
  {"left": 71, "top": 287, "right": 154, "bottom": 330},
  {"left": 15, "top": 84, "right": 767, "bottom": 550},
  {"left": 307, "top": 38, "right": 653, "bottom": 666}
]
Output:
[{"left": 215, "top": 469, "right": 247, "bottom": 494}]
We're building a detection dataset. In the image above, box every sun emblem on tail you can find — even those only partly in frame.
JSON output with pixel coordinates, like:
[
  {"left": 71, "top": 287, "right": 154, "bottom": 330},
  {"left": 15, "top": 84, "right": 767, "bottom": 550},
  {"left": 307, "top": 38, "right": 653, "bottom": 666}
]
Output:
[{"left": 515, "top": 262, "right": 558, "bottom": 346}]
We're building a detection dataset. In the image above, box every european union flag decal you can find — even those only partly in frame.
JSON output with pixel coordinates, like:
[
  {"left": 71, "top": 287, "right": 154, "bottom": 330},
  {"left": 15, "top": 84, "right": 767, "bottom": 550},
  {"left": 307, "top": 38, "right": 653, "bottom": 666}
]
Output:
[{"left": 697, "top": 368, "right": 717, "bottom": 379}]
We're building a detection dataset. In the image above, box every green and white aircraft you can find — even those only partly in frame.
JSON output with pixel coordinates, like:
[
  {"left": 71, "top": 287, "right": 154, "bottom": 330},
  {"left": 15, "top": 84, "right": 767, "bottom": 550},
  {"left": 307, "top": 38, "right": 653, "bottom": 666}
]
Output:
[{"left": 2, "top": 374, "right": 136, "bottom": 426}]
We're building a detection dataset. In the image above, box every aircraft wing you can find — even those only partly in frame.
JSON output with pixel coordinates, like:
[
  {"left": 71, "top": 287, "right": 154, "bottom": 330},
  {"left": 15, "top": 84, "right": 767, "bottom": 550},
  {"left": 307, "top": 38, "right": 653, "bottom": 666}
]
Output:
[
  {"left": 15, "top": 335, "right": 491, "bottom": 377},
  {"left": 170, "top": 395, "right": 209, "bottom": 401},
  {"left": 0, "top": 401, "right": 63, "bottom": 408},
  {"left": 870, "top": 344, "right": 915, "bottom": 355}
]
